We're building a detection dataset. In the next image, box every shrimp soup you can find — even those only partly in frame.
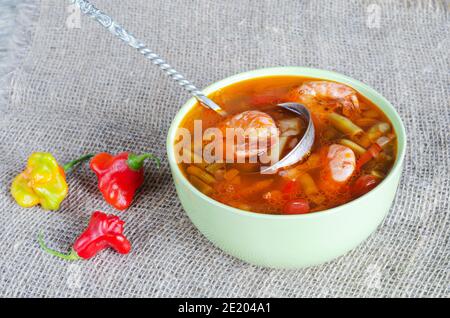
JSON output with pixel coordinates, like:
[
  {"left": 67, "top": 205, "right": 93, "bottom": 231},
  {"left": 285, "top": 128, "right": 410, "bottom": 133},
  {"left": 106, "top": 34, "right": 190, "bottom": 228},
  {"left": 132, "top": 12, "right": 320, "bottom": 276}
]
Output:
[{"left": 176, "top": 76, "right": 397, "bottom": 214}]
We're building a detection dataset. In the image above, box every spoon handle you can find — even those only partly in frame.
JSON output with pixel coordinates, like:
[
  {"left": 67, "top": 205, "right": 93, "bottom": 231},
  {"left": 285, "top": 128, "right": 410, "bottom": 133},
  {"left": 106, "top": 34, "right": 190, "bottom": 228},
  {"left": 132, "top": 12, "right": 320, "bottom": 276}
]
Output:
[{"left": 71, "top": 0, "right": 226, "bottom": 116}]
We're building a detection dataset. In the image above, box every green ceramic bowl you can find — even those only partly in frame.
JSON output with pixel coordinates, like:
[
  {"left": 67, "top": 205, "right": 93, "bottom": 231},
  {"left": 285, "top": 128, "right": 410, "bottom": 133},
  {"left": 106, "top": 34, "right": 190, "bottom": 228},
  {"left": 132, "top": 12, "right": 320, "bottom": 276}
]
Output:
[{"left": 166, "top": 67, "right": 406, "bottom": 269}]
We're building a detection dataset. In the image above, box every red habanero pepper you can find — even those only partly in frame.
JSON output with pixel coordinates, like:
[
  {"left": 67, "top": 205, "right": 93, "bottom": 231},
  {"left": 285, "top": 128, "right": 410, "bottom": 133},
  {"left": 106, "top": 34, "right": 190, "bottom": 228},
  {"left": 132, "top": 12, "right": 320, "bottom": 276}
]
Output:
[
  {"left": 38, "top": 211, "right": 131, "bottom": 260},
  {"left": 90, "top": 152, "right": 160, "bottom": 210}
]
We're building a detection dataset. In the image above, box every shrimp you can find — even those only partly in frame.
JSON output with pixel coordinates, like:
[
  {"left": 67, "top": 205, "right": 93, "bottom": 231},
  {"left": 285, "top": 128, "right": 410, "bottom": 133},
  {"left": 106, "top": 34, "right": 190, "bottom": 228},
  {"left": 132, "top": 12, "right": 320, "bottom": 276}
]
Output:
[
  {"left": 219, "top": 110, "right": 279, "bottom": 159},
  {"left": 319, "top": 144, "right": 356, "bottom": 194},
  {"left": 291, "top": 81, "right": 360, "bottom": 117}
]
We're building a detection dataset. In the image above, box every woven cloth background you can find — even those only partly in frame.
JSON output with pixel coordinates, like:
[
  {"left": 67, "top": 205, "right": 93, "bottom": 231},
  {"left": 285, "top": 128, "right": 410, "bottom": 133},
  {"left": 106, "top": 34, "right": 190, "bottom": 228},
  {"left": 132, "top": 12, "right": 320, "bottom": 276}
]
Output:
[{"left": 0, "top": 0, "right": 449, "bottom": 297}]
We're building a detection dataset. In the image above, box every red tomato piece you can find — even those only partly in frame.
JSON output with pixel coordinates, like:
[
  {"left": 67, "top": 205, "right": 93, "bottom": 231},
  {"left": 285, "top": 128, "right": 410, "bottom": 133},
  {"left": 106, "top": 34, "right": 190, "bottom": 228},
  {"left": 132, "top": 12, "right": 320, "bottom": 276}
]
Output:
[
  {"left": 282, "top": 180, "right": 298, "bottom": 194},
  {"left": 283, "top": 199, "right": 310, "bottom": 214},
  {"left": 351, "top": 175, "right": 380, "bottom": 198},
  {"left": 355, "top": 144, "right": 382, "bottom": 170}
]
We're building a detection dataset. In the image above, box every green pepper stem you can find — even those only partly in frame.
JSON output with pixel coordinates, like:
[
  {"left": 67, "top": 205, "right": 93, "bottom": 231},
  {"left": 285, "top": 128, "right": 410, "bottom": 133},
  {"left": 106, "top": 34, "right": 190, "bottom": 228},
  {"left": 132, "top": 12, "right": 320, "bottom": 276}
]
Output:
[
  {"left": 62, "top": 154, "right": 93, "bottom": 173},
  {"left": 38, "top": 232, "right": 81, "bottom": 261},
  {"left": 127, "top": 153, "right": 161, "bottom": 171}
]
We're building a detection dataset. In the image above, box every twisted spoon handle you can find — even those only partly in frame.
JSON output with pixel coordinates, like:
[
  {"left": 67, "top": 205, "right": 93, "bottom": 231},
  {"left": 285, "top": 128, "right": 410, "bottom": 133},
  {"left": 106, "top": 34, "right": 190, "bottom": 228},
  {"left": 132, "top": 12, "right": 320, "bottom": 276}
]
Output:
[{"left": 71, "top": 0, "right": 226, "bottom": 116}]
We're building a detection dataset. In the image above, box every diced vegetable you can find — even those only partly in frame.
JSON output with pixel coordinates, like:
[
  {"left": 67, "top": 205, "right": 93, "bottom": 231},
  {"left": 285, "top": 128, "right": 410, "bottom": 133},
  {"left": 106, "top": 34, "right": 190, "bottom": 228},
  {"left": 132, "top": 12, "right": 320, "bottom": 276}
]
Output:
[
  {"left": 359, "top": 102, "right": 371, "bottom": 111},
  {"left": 189, "top": 175, "right": 214, "bottom": 195},
  {"left": 351, "top": 133, "right": 372, "bottom": 148},
  {"left": 229, "top": 201, "right": 251, "bottom": 211},
  {"left": 240, "top": 179, "right": 274, "bottom": 197},
  {"left": 213, "top": 169, "right": 226, "bottom": 181},
  {"left": 375, "top": 133, "right": 396, "bottom": 147},
  {"left": 376, "top": 152, "right": 393, "bottom": 163},
  {"left": 283, "top": 199, "right": 310, "bottom": 214},
  {"left": 282, "top": 153, "right": 321, "bottom": 180},
  {"left": 298, "top": 172, "right": 325, "bottom": 205},
  {"left": 282, "top": 180, "right": 298, "bottom": 195},
  {"left": 354, "top": 117, "right": 379, "bottom": 128},
  {"left": 338, "top": 139, "right": 366, "bottom": 156},
  {"left": 205, "top": 162, "right": 225, "bottom": 173},
  {"left": 367, "top": 122, "right": 391, "bottom": 142},
  {"left": 328, "top": 113, "right": 363, "bottom": 137},
  {"left": 184, "top": 147, "right": 207, "bottom": 168},
  {"left": 236, "top": 203, "right": 251, "bottom": 211},
  {"left": 351, "top": 175, "right": 380, "bottom": 198},
  {"left": 234, "top": 162, "right": 260, "bottom": 173},
  {"left": 355, "top": 143, "right": 382, "bottom": 170},
  {"left": 355, "top": 133, "right": 396, "bottom": 170},
  {"left": 322, "top": 126, "right": 340, "bottom": 140},
  {"left": 327, "top": 113, "right": 373, "bottom": 147},
  {"left": 269, "top": 136, "right": 289, "bottom": 163},
  {"left": 186, "top": 165, "right": 216, "bottom": 184},
  {"left": 278, "top": 117, "right": 302, "bottom": 137},
  {"left": 370, "top": 170, "right": 385, "bottom": 179},
  {"left": 304, "top": 153, "right": 321, "bottom": 169},
  {"left": 224, "top": 168, "right": 239, "bottom": 181},
  {"left": 361, "top": 109, "right": 380, "bottom": 118}
]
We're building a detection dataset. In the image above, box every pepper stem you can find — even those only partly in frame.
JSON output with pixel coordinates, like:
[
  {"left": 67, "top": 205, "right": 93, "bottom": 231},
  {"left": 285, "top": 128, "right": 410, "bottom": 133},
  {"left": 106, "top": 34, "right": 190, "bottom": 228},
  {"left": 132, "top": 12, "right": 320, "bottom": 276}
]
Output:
[
  {"left": 62, "top": 154, "right": 94, "bottom": 173},
  {"left": 38, "top": 232, "right": 81, "bottom": 261},
  {"left": 127, "top": 153, "right": 160, "bottom": 171}
]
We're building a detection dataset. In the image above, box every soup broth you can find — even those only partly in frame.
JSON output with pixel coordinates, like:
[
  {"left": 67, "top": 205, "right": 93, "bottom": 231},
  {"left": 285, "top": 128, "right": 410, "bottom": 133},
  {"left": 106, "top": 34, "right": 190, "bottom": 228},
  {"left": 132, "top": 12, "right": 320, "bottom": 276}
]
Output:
[{"left": 176, "top": 76, "right": 397, "bottom": 214}]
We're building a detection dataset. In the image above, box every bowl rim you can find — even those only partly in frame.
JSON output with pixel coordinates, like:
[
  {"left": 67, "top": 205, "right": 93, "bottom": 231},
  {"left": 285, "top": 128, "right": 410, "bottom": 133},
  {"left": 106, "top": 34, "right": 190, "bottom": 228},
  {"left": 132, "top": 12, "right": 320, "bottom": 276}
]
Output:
[{"left": 166, "top": 66, "right": 407, "bottom": 220}]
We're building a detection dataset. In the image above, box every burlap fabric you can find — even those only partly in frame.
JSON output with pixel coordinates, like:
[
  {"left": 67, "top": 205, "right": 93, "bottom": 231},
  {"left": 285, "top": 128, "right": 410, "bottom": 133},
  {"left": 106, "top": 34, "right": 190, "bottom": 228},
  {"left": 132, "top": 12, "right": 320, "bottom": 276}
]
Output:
[{"left": 0, "top": 0, "right": 448, "bottom": 298}]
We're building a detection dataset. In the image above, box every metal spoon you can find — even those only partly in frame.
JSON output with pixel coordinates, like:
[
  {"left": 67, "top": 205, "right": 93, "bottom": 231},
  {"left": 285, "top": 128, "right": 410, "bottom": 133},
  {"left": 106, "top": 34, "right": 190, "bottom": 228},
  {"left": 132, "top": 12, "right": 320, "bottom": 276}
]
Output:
[
  {"left": 72, "top": 0, "right": 315, "bottom": 171},
  {"left": 71, "top": 0, "right": 226, "bottom": 116},
  {"left": 261, "top": 103, "right": 315, "bottom": 174}
]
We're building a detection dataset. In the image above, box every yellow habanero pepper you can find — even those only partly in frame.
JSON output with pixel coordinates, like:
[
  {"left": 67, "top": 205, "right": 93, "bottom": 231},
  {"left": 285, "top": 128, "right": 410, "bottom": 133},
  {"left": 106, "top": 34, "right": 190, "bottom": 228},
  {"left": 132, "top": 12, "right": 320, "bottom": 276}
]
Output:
[{"left": 11, "top": 152, "right": 92, "bottom": 210}]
